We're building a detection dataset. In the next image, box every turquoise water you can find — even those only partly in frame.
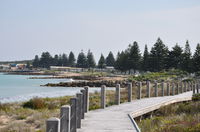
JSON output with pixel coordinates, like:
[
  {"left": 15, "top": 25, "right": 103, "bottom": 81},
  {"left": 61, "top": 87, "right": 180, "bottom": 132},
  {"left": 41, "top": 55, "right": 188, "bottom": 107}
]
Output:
[{"left": 0, "top": 73, "right": 83, "bottom": 103}]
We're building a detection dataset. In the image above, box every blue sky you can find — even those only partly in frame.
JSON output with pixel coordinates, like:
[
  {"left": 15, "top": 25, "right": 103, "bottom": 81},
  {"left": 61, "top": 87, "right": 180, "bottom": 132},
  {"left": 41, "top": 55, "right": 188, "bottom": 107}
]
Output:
[{"left": 0, "top": 0, "right": 200, "bottom": 61}]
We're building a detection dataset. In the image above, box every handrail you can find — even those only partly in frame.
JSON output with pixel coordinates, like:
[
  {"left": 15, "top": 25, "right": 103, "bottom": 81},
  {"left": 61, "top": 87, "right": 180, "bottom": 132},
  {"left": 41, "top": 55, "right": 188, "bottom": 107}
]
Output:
[{"left": 45, "top": 80, "right": 197, "bottom": 132}]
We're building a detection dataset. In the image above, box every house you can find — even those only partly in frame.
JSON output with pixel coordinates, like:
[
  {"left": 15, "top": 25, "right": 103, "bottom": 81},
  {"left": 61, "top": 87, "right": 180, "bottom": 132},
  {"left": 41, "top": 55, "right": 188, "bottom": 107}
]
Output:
[
  {"left": 16, "top": 64, "right": 27, "bottom": 70},
  {"left": 50, "top": 66, "right": 86, "bottom": 72},
  {"left": 0, "top": 65, "right": 10, "bottom": 70}
]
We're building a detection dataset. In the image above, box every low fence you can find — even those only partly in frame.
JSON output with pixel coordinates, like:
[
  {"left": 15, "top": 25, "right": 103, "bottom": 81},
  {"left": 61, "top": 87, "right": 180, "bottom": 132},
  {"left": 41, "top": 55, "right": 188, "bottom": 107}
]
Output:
[{"left": 46, "top": 80, "right": 199, "bottom": 132}]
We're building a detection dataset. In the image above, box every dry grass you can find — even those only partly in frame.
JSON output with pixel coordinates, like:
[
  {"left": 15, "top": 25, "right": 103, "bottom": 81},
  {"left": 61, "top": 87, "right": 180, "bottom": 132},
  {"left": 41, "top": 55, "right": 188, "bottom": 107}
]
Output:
[
  {"left": 0, "top": 96, "right": 70, "bottom": 132},
  {"left": 137, "top": 100, "right": 200, "bottom": 132},
  {"left": 0, "top": 84, "right": 193, "bottom": 132}
]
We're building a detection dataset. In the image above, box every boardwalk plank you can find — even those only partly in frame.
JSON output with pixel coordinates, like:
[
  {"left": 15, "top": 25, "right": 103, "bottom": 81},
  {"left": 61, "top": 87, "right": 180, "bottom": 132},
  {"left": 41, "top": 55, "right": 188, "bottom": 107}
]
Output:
[{"left": 78, "top": 91, "right": 192, "bottom": 132}]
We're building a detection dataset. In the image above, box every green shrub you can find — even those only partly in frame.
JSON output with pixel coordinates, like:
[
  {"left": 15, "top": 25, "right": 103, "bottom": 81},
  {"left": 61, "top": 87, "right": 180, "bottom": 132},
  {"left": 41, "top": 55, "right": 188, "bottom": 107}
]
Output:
[
  {"left": 0, "top": 103, "right": 10, "bottom": 111},
  {"left": 188, "top": 123, "right": 200, "bottom": 132},
  {"left": 176, "top": 103, "right": 192, "bottom": 114},
  {"left": 16, "top": 115, "right": 26, "bottom": 120},
  {"left": 192, "top": 94, "right": 200, "bottom": 101},
  {"left": 23, "top": 98, "right": 47, "bottom": 109},
  {"left": 138, "top": 101, "right": 200, "bottom": 132}
]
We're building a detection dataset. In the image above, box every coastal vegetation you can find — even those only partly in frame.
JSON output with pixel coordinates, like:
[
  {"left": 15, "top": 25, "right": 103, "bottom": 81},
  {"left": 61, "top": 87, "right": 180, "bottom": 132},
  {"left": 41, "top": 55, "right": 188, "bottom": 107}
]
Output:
[
  {"left": 137, "top": 94, "right": 200, "bottom": 132},
  {"left": 31, "top": 38, "right": 200, "bottom": 76},
  {"left": 0, "top": 89, "right": 131, "bottom": 132},
  {"left": 1, "top": 38, "right": 200, "bottom": 131},
  {"left": 128, "top": 69, "right": 189, "bottom": 82}
]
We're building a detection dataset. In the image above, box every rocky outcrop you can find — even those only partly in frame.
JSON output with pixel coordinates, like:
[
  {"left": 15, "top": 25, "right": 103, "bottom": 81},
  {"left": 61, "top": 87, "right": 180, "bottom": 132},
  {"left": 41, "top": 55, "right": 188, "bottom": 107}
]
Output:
[{"left": 43, "top": 80, "right": 133, "bottom": 88}]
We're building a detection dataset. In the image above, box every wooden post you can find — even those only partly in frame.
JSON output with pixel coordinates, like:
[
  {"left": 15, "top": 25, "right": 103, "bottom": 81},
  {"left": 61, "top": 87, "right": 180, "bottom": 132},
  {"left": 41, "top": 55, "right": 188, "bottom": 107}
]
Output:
[
  {"left": 191, "top": 82, "right": 193, "bottom": 91},
  {"left": 46, "top": 117, "right": 60, "bottom": 132},
  {"left": 176, "top": 82, "right": 179, "bottom": 95},
  {"left": 101, "top": 85, "right": 106, "bottom": 109},
  {"left": 193, "top": 83, "right": 196, "bottom": 94},
  {"left": 161, "top": 82, "right": 164, "bottom": 96},
  {"left": 147, "top": 81, "right": 150, "bottom": 98},
  {"left": 180, "top": 82, "right": 183, "bottom": 93},
  {"left": 154, "top": 81, "right": 158, "bottom": 97},
  {"left": 172, "top": 82, "right": 175, "bottom": 96},
  {"left": 115, "top": 84, "right": 120, "bottom": 105},
  {"left": 197, "top": 83, "right": 199, "bottom": 94},
  {"left": 186, "top": 82, "right": 189, "bottom": 91},
  {"left": 184, "top": 82, "right": 187, "bottom": 92},
  {"left": 60, "top": 105, "right": 70, "bottom": 132},
  {"left": 70, "top": 98, "right": 77, "bottom": 132},
  {"left": 167, "top": 82, "right": 170, "bottom": 96},
  {"left": 137, "top": 82, "right": 142, "bottom": 99},
  {"left": 76, "top": 93, "right": 82, "bottom": 128},
  {"left": 84, "top": 86, "right": 89, "bottom": 113},
  {"left": 128, "top": 83, "right": 132, "bottom": 102},
  {"left": 189, "top": 82, "right": 192, "bottom": 91},
  {"left": 80, "top": 89, "right": 86, "bottom": 119}
]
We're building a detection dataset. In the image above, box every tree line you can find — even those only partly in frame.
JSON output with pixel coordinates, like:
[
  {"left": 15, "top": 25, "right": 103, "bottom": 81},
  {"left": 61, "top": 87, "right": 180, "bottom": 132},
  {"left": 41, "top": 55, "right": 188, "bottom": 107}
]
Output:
[
  {"left": 32, "top": 50, "right": 115, "bottom": 69},
  {"left": 32, "top": 38, "right": 200, "bottom": 73},
  {"left": 115, "top": 38, "right": 200, "bottom": 73}
]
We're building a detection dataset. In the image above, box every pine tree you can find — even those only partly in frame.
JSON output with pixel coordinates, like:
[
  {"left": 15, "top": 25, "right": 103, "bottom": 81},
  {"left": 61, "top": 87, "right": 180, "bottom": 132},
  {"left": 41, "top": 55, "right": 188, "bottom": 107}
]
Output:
[
  {"left": 114, "top": 51, "right": 129, "bottom": 72},
  {"left": 167, "top": 44, "right": 183, "bottom": 69},
  {"left": 40, "top": 52, "right": 53, "bottom": 68},
  {"left": 98, "top": 54, "right": 106, "bottom": 69},
  {"left": 142, "top": 45, "right": 150, "bottom": 71},
  {"left": 149, "top": 38, "right": 168, "bottom": 72},
  {"left": 53, "top": 54, "right": 59, "bottom": 66},
  {"left": 106, "top": 51, "right": 115, "bottom": 67},
  {"left": 181, "top": 40, "right": 192, "bottom": 73},
  {"left": 87, "top": 50, "right": 96, "bottom": 68},
  {"left": 57, "top": 54, "right": 63, "bottom": 66},
  {"left": 193, "top": 44, "right": 200, "bottom": 72},
  {"left": 68, "top": 51, "right": 76, "bottom": 67},
  {"left": 127, "top": 41, "right": 141, "bottom": 73},
  {"left": 61, "top": 53, "right": 68, "bottom": 66},
  {"left": 32, "top": 55, "right": 40, "bottom": 68},
  {"left": 77, "top": 51, "right": 87, "bottom": 68}
]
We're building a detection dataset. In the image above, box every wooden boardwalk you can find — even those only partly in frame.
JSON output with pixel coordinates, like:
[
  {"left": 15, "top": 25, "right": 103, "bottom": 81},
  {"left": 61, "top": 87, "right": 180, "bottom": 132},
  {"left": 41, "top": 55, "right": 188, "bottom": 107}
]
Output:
[{"left": 77, "top": 91, "right": 193, "bottom": 132}]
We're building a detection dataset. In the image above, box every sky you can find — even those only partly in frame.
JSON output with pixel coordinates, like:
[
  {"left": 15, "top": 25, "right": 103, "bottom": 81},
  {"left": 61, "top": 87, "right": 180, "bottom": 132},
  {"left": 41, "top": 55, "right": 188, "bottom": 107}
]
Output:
[{"left": 0, "top": 0, "right": 200, "bottom": 61}]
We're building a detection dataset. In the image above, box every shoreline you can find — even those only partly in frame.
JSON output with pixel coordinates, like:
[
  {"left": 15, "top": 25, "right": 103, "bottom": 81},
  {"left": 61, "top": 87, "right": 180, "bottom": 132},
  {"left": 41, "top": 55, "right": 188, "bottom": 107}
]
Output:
[{"left": 0, "top": 87, "right": 83, "bottom": 104}]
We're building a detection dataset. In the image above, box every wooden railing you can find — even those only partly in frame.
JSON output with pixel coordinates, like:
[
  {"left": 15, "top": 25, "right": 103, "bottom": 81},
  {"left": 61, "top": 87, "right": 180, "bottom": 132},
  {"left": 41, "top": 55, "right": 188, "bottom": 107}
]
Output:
[{"left": 46, "top": 80, "right": 198, "bottom": 132}]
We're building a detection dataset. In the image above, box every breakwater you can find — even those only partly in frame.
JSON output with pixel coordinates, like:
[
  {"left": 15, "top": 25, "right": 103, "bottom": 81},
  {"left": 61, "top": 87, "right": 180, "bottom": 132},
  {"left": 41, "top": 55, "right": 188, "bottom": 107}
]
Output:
[{"left": 43, "top": 80, "right": 130, "bottom": 87}]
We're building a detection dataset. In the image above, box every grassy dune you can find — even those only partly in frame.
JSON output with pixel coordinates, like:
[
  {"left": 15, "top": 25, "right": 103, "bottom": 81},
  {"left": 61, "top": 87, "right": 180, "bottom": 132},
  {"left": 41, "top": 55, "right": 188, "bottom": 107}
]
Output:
[{"left": 137, "top": 94, "right": 200, "bottom": 132}]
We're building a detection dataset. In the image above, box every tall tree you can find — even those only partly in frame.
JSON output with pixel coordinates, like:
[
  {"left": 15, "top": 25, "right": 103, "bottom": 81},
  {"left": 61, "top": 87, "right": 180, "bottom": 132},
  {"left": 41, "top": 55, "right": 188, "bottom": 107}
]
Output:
[
  {"left": 76, "top": 51, "right": 87, "bottom": 68},
  {"left": 106, "top": 51, "right": 115, "bottom": 67},
  {"left": 40, "top": 52, "right": 53, "bottom": 68},
  {"left": 167, "top": 44, "right": 183, "bottom": 69},
  {"left": 149, "top": 38, "right": 168, "bottom": 72},
  {"left": 98, "top": 54, "right": 106, "bottom": 69},
  {"left": 68, "top": 51, "right": 76, "bottom": 67},
  {"left": 61, "top": 53, "right": 68, "bottom": 66},
  {"left": 181, "top": 40, "right": 192, "bottom": 73},
  {"left": 141, "top": 45, "right": 150, "bottom": 71},
  {"left": 57, "top": 54, "right": 63, "bottom": 66},
  {"left": 193, "top": 44, "right": 200, "bottom": 72},
  {"left": 32, "top": 55, "right": 40, "bottom": 68},
  {"left": 115, "top": 51, "right": 129, "bottom": 72},
  {"left": 87, "top": 50, "right": 96, "bottom": 68},
  {"left": 53, "top": 54, "right": 59, "bottom": 66},
  {"left": 127, "top": 41, "right": 141, "bottom": 73}
]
